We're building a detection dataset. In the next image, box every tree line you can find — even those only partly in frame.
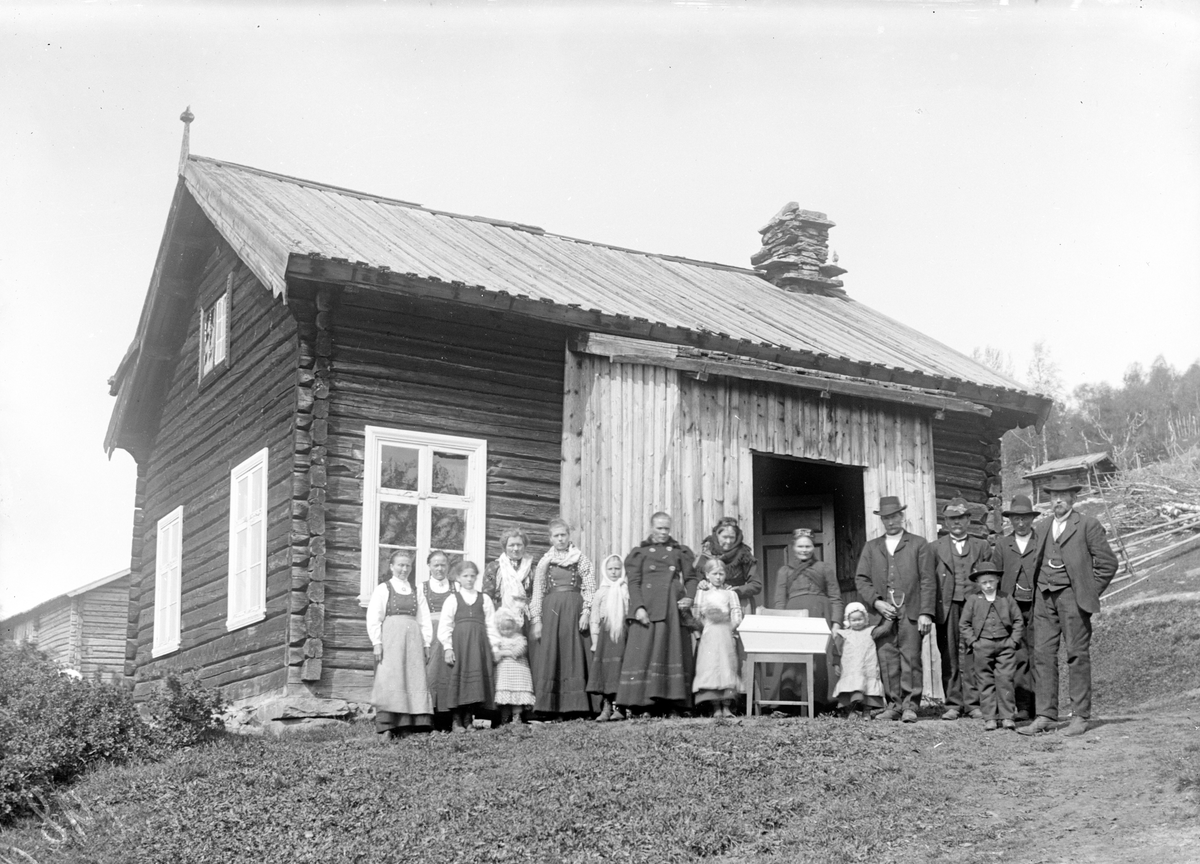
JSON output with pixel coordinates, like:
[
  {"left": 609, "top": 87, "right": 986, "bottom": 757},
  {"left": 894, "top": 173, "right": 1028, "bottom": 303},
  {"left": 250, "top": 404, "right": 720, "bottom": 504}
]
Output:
[{"left": 972, "top": 344, "right": 1200, "bottom": 483}]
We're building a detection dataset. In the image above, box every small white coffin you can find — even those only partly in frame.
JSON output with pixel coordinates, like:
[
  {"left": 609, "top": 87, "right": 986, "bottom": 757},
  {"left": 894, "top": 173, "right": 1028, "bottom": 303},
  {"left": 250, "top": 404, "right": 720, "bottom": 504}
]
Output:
[{"left": 738, "top": 614, "right": 831, "bottom": 654}]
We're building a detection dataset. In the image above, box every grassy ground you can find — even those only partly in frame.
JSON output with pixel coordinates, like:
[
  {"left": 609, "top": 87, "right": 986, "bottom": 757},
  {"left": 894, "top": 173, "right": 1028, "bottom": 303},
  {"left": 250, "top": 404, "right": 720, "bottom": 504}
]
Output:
[{"left": 4, "top": 561, "right": 1199, "bottom": 864}]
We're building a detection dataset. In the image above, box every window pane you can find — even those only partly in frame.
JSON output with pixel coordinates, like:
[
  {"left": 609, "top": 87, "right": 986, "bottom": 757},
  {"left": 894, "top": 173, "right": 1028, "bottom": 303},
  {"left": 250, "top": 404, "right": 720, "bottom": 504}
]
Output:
[
  {"left": 762, "top": 507, "right": 823, "bottom": 534},
  {"left": 430, "top": 506, "right": 466, "bottom": 551},
  {"left": 380, "top": 445, "right": 420, "bottom": 491},
  {"left": 431, "top": 451, "right": 468, "bottom": 496},
  {"left": 379, "top": 502, "right": 417, "bottom": 547},
  {"left": 250, "top": 467, "right": 263, "bottom": 514},
  {"left": 237, "top": 475, "right": 250, "bottom": 523}
]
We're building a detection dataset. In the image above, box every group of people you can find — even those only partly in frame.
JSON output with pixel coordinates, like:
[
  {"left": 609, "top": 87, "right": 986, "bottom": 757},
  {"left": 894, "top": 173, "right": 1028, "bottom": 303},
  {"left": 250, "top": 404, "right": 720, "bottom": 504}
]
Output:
[
  {"left": 853, "top": 474, "right": 1119, "bottom": 735},
  {"left": 365, "top": 473, "right": 1118, "bottom": 739}
]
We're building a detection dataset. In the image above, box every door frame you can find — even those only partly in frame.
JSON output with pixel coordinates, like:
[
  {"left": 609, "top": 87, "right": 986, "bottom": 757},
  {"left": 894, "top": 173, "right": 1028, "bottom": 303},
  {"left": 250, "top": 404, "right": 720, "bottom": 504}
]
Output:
[{"left": 753, "top": 494, "right": 836, "bottom": 609}]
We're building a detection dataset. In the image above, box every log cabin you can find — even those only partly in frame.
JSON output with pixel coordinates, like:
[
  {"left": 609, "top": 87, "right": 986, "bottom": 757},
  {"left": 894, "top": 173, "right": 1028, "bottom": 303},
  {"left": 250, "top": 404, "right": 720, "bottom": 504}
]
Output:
[
  {"left": 1025, "top": 452, "right": 1117, "bottom": 504},
  {"left": 1, "top": 569, "right": 131, "bottom": 683},
  {"left": 105, "top": 116, "right": 1051, "bottom": 706}
]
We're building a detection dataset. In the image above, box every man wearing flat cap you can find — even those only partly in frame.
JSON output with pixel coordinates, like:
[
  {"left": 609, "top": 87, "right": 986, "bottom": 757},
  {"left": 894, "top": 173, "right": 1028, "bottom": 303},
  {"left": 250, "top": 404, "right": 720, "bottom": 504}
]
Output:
[
  {"left": 993, "top": 494, "right": 1040, "bottom": 720},
  {"left": 1019, "top": 476, "right": 1118, "bottom": 737},
  {"left": 932, "top": 497, "right": 993, "bottom": 721},
  {"left": 855, "top": 496, "right": 936, "bottom": 722}
]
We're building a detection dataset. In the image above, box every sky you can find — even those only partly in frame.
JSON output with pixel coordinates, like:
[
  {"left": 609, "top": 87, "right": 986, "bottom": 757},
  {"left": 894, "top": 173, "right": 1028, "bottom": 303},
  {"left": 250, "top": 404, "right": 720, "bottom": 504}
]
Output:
[{"left": 1, "top": 0, "right": 1197, "bottom": 617}]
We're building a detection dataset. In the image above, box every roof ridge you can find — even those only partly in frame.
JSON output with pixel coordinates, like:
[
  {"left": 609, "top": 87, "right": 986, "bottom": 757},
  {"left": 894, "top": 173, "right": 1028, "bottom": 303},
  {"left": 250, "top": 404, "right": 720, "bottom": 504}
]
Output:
[{"left": 187, "top": 153, "right": 762, "bottom": 277}]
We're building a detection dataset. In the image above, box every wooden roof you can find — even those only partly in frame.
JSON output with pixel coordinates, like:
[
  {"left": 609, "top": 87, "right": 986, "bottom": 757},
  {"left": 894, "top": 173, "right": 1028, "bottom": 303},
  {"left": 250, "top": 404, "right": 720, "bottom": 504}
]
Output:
[
  {"left": 106, "top": 154, "right": 1051, "bottom": 456},
  {"left": 1024, "top": 452, "right": 1117, "bottom": 480}
]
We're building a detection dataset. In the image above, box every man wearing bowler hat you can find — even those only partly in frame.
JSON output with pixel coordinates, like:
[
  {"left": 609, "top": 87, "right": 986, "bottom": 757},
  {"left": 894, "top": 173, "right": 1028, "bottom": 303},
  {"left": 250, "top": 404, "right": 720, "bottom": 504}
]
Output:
[
  {"left": 1019, "top": 476, "right": 1118, "bottom": 737},
  {"left": 932, "top": 497, "right": 993, "bottom": 721},
  {"left": 993, "top": 494, "right": 1041, "bottom": 720},
  {"left": 855, "top": 496, "right": 936, "bottom": 722}
]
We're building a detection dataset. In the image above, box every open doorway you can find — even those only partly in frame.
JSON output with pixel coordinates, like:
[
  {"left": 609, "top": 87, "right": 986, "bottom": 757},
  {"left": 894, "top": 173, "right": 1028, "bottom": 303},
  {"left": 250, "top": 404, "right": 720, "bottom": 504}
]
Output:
[{"left": 752, "top": 453, "right": 867, "bottom": 606}]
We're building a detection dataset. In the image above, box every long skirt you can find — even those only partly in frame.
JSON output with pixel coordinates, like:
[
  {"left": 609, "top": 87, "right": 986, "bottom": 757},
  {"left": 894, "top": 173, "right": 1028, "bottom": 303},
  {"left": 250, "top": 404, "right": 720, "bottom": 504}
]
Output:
[
  {"left": 372, "top": 615, "right": 433, "bottom": 733},
  {"left": 445, "top": 618, "right": 494, "bottom": 711},
  {"left": 693, "top": 621, "right": 739, "bottom": 703},
  {"left": 617, "top": 609, "right": 694, "bottom": 709},
  {"left": 586, "top": 628, "right": 628, "bottom": 697},
  {"left": 426, "top": 635, "right": 453, "bottom": 713},
  {"left": 534, "top": 591, "right": 593, "bottom": 714}
]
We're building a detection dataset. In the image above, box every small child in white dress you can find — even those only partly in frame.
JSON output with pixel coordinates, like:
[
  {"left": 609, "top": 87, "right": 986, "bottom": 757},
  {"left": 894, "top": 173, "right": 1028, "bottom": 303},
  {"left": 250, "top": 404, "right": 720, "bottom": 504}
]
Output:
[
  {"left": 691, "top": 558, "right": 744, "bottom": 718},
  {"left": 832, "top": 601, "right": 888, "bottom": 719},
  {"left": 492, "top": 606, "right": 535, "bottom": 724}
]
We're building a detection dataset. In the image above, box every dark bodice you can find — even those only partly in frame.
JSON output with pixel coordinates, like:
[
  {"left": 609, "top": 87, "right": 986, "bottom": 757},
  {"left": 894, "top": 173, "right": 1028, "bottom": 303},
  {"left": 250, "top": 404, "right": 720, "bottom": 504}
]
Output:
[
  {"left": 426, "top": 584, "right": 453, "bottom": 615},
  {"left": 548, "top": 562, "right": 581, "bottom": 592},
  {"left": 384, "top": 581, "right": 417, "bottom": 617},
  {"left": 455, "top": 591, "right": 485, "bottom": 624}
]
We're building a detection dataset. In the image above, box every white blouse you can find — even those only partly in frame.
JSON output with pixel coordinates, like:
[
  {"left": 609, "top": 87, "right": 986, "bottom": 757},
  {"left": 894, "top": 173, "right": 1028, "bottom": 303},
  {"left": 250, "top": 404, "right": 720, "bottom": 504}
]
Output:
[
  {"left": 366, "top": 578, "right": 433, "bottom": 649},
  {"left": 436, "top": 589, "right": 500, "bottom": 650}
]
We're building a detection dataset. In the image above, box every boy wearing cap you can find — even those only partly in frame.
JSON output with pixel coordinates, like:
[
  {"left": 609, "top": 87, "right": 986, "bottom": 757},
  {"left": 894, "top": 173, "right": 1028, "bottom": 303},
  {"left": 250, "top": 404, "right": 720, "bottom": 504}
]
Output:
[
  {"left": 993, "top": 494, "right": 1040, "bottom": 720},
  {"left": 1019, "top": 476, "right": 1118, "bottom": 737},
  {"left": 959, "top": 565, "right": 1024, "bottom": 731},
  {"left": 931, "top": 498, "right": 993, "bottom": 721},
  {"left": 854, "top": 496, "right": 936, "bottom": 723}
]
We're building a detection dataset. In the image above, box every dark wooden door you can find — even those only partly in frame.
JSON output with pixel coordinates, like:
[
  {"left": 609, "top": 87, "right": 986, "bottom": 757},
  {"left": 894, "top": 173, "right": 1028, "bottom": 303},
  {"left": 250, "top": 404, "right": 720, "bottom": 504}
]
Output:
[{"left": 754, "top": 495, "right": 836, "bottom": 609}]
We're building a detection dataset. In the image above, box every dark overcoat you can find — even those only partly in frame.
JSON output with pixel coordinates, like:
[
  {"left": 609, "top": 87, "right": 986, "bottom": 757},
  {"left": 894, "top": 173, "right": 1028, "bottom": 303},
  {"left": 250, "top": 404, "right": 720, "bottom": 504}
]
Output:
[
  {"left": 625, "top": 539, "right": 697, "bottom": 623},
  {"left": 854, "top": 531, "right": 936, "bottom": 622}
]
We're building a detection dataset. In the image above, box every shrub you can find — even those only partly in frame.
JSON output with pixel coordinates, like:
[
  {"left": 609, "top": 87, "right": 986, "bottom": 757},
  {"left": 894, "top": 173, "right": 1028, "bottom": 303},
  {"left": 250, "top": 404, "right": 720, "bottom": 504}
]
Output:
[
  {"left": 141, "top": 671, "right": 227, "bottom": 749},
  {"left": 0, "top": 645, "right": 225, "bottom": 825}
]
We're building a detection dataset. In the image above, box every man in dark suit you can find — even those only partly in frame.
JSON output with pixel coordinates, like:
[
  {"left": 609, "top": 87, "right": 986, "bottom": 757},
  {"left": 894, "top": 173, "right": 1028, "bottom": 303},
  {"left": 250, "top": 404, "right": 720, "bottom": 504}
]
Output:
[
  {"left": 855, "top": 496, "right": 936, "bottom": 723},
  {"left": 931, "top": 497, "right": 993, "bottom": 721},
  {"left": 1019, "top": 476, "right": 1119, "bottom": 737},
  {"left": 959, "top": 564, "right": 1024, "bottom": 731},
  {"left": 992, "top": 494, "right": 1040, "bottom": 720}
]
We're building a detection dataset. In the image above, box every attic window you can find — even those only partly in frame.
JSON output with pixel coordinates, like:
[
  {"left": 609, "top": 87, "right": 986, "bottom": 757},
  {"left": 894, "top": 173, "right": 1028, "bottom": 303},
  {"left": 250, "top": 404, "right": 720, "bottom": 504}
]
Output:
[{"left": 198, "top": 277, "right": 230, "bottom": 383}]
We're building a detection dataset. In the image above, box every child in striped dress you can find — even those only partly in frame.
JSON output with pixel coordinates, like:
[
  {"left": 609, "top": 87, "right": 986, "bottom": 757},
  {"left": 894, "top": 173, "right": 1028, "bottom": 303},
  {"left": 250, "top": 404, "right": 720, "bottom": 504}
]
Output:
[{"left": 492, "top": 606, "right": 535, "bottom": 724}]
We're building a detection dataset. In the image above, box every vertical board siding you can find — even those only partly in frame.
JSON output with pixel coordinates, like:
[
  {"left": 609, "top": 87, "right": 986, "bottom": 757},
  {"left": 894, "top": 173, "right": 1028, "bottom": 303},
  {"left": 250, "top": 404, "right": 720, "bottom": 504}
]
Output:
[
  {"left": 133, "top": 241, "right": 298, "bottom": 702},
  {"left": 563, "top": 355, "right": 936, "bottom": 569},
  {"left": 316, "top": 290, "right": 567, "bottom": 701}
]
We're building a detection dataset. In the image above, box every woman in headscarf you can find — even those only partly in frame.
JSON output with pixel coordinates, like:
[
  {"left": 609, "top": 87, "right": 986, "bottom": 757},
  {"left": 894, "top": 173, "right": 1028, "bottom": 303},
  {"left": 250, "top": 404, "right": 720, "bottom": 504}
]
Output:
[
  {"left": 773, "top": 529, "right": 844, "bottom": 711},
  {"left": 694, "top": 516, "right": 761, "bottom": 616}
]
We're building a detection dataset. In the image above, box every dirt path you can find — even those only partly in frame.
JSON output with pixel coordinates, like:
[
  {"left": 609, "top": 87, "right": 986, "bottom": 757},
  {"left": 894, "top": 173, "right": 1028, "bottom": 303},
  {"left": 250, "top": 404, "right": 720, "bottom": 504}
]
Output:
[{"left": 967, "top": 710, "right": 1200, "bottom": 863}]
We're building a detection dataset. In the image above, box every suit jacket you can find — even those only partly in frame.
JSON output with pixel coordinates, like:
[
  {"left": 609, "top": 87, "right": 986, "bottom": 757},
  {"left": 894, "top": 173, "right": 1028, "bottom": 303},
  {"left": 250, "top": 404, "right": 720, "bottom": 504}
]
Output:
[
  {"left": 959, "top": 593, "right": 1024, "bottom": 647},
  {"left": 625, "top": 538, "right": 697, "bottom": 622},
  {"left": 1034, "top": 511, "right": 1119, "bottom": 615},
  {"left": 854, "top": 531, "right": 936, "bottom": 622},
  {"left": 994, "top": 530, "right": 1040, "bottom": 599},
  {"left": 932, "top": 534, "right": 993, "bottom": 620}
]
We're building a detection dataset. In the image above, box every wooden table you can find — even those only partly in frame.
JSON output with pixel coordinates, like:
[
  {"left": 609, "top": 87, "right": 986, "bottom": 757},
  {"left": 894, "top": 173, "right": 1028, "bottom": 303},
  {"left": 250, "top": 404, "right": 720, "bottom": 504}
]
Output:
[{"left": 746, "top": 651, "right": 816, "bottom": 717}]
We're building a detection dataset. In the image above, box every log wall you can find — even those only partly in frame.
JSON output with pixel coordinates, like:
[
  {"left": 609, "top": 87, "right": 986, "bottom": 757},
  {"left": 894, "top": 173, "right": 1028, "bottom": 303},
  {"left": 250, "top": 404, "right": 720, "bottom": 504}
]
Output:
[
  {"left": 301, "top": 286, "right": 568, "bottom": 701},
  {"left": 931, "top": 413, "right": 1005, "bottom": 537},
  {"left": 560, "top": 353, "right": 938, "bottom": 572},
  {"left": 131, "top": 240, "right": 298, "bottom": 702},
  {"left": 78, "top": 577, "right": 131, "bottom": 682}
]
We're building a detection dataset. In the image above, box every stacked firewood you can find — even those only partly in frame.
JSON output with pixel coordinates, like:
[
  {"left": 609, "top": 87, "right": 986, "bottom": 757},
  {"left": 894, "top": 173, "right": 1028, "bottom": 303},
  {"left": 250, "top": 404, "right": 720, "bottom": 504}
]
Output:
[{"left": 751, "top": 202, "right": 849, "bottom": 298}]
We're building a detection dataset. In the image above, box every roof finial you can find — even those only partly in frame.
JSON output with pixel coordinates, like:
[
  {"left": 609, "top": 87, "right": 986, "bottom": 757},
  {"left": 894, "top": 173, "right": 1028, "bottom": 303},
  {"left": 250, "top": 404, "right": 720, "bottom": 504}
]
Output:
[{"left": 178, "top": 106, "right": 194, "bottom": 174}]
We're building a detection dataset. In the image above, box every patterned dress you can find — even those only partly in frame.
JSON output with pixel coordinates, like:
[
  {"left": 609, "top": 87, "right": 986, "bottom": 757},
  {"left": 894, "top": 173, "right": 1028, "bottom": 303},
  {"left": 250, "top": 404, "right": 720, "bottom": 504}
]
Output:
[{"left": 493, "top": 633, "right": 536, "bottom": 707}]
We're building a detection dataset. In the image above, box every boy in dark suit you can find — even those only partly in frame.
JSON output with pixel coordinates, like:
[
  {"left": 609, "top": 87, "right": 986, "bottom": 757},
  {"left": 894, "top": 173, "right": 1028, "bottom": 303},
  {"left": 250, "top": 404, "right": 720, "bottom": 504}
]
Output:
[{"left": 959, "top": 564, "right": 1024, "bottom": 731}]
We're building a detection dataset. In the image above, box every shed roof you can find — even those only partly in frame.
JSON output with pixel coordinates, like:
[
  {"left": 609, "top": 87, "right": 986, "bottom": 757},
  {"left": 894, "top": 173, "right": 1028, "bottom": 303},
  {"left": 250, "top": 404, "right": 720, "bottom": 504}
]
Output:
[
  {"left": 183, "top": 155, "right": 1035, "bottom": 396},
  {"left": 0, "top": 569, "right": 131, "bottom": 627},
  {"left": 107, "top": 153, "right": 1052, "bottom": 456},
  {"left": 1024, "top": 452, "right": 1117, "bottom": 480}
]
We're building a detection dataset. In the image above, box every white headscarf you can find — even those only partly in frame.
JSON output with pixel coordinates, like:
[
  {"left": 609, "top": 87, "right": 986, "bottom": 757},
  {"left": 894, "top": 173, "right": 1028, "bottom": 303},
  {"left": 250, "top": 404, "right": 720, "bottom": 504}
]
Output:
[
  {"left": 597, "top": 553, "right": 629, "bottom": 643},
  {"left": 843, "top": 601, "right": 868, "bottom": 629}
]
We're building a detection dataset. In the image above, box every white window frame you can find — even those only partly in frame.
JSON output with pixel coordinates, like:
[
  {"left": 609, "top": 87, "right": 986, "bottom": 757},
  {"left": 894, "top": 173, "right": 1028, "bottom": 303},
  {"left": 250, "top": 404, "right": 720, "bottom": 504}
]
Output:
[
  {"left": 152, "top": 505, "right": 183, "bottom": 657},
  {"left": 227, "top": 447, "right": 268, "bottom": 630},
  {"left": 198, "top": 278, "right": 230, "bottom": 383},
  {"left": 360, "top": 427, "right": 487, "bottom": 606}
]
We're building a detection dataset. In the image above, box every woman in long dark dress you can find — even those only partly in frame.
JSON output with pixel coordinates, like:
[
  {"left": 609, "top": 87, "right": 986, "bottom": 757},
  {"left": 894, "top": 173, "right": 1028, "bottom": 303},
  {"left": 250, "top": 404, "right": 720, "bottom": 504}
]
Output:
[
  {"left": 530, "top": 518, "right": 595, "bottom": 718},
  {"left": 423, "top": 550, "right": 456, "bottom": 730},
  {"left": 616, "top": 512, "right": 697, "bottom": 715},
  {"left": 773, "top": 529, "right": 844, "bottom": 711}
]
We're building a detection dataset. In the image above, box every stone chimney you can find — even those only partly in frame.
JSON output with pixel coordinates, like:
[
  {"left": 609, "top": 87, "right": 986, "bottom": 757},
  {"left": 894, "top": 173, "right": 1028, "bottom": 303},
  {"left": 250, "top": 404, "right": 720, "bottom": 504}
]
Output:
[{"left": 751, "top": 202, "right": 848, "bottom": 298}]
